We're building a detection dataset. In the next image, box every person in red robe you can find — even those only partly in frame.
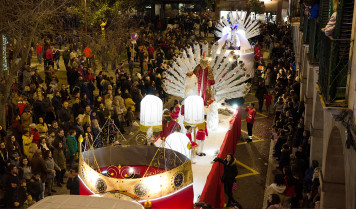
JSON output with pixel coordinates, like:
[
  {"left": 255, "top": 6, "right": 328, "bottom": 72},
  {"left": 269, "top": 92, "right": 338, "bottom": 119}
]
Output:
[
  {"left": 159, "top": 116, "right": 181, "bottom": 141},
  {"left": 196, "top": 122, "right": 208, "bottom": 156},
  {"left": 245, "top": 103, "right": 256, "bottom": 142},
  {"left": 193, "top": 53, "right": 215, "bottom": 106},
  {"left": 169, "top": 107, "right": 179, "bottom": 121}
]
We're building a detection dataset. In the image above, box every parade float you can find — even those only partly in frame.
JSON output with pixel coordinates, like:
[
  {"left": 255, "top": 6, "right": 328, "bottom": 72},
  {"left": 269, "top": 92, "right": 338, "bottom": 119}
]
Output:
[
  {"left": 78, "top": 96, "right": 194, "bottom": 209},
  {"left": 214, "top": 10, "right": 261, "bottom": 78},
  {"left": 162, "top": 10, "right": 261, "bottom": 205},
  {"left": 77, "top": 11, "right": 260, "bottom": 208},
  {"left": 163, "top": 41, "right": 251, "bottom": 130}
]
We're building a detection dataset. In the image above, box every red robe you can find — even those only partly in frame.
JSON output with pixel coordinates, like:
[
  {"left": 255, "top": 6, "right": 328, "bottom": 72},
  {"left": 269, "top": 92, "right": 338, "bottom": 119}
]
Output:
[
  {"left": 160, "top": 121, "right": 181, "bottom": 140},
  {"left": 193, "top": 65, "right": 215, "bottom": 105},
  {"left": 196, "top": 122, "right": 208, "bottom": 141}
]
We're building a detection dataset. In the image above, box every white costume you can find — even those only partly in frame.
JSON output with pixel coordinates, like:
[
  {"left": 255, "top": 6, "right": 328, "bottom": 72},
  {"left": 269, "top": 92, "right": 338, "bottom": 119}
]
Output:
[{"left": 184, "top": 73, "right": 199, "bottom": 98}]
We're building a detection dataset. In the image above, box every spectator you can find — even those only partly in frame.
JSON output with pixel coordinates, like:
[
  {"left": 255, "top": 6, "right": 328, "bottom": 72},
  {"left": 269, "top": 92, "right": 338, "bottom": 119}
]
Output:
[
  {"left": 18, "top": 157, "right": 32, "bottom": 182},
  {"left": 267, "top": 194, "right": 282, "bottom": 209},
  {"left": 31, "top": 149, "right": 47, "bottom": 196},
  {"left": 66, "top": 168, "right": 79, "bottom": 195},
  {"left": 213, "top": 154, "right": 238, "bottom": 207},
  {"left": 53, "top": 142, "right": 66, "bottom": 187},
  {"left": 266, "top": 174, "right": 286, "bottom": 204},
  {"left": 66, "top": 130, "right": 77, "bottom": 169},
  {"left": 28, "top": 173, "right": 43, "bottom": 202},
  {"left": 43, "top": 150, "right": 60, "bottom": 196}
]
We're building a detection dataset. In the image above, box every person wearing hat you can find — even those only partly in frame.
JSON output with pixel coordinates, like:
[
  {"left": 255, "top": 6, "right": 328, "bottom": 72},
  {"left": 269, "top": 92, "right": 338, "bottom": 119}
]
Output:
[{"left": 193, "top": 51, "right": 215, "bottom": 106}]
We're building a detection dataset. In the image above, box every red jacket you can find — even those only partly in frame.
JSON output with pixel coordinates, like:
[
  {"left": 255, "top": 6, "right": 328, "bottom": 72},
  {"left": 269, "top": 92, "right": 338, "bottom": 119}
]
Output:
[
  {"left": 46, "top": 49, "right": 53, "bottom": 61},
  {"left": 30, "top": 129, "right": 40, "bottom": 144},
  {"left": 245, "top": 107, "right": 256, "bottom": 124},
  {"left": 264, "top": 94, "right": 272, "bottom": 106},
  {"left": 196, "top": 122, "right": 208, "bottom": 141},
  {"left": 147, "top": 46, "right": 155, "bottom": 55},
  {"left": 36, "top": 45, "right": 43, "bottom": 55}
]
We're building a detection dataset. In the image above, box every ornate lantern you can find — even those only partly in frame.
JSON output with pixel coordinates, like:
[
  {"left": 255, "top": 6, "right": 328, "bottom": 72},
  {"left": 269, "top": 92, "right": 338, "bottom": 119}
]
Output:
[
  {"left": 184, "top": 95, "right": 204, "bottom": 125},
  {"left": 140, "top": 95, "right": 163, "bottom": 132}
]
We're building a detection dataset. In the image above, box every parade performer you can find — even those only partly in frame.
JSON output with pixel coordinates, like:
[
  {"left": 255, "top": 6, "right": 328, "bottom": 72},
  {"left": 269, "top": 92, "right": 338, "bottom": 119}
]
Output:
[
  {"left": 193, "top": 52, "right": 215, "bottom": 105},
  {"left": 196, "top": 121, "right": 208, "bottom": 156},
  {"left": 184, "top": 71, "right": 198, "bottom": 98},
  {"left": 159, "top": 115, "right": 181, "bottom": 142},
  {"left": 245, "top": 103, "right": 256, "bottom": 142}
]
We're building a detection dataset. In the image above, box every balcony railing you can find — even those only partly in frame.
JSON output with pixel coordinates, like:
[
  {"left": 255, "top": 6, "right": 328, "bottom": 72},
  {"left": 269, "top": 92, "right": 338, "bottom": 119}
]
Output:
[
  {"left": 298, "top": 0, "right": 354, "bottom": 106},
  {"left": 318, "top": 34, "right": 351, "bottom": 105}
]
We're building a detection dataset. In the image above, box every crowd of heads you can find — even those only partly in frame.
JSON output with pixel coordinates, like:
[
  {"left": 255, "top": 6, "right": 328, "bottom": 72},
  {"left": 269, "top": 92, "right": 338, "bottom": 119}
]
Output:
[
  {"left": 0, "top": 12, "right": 219, "bottom": 208},
  {"left": 257, "top": 23, "right": 320, "bottom": 209}
]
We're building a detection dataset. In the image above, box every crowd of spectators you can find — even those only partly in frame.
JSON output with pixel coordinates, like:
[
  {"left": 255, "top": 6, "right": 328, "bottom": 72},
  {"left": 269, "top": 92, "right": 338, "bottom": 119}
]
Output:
[
  {"left": 0, "top": 12, "right": 217, "bottom": 208},
  {"left": 254, "top": 24, "right": 320, "bottom": 209}
]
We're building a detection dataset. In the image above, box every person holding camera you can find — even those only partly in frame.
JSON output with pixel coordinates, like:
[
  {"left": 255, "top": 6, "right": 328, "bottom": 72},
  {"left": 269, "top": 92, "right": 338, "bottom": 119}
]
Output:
[{"left": 213, "top": 153, "right": 239, "bottom": 207}]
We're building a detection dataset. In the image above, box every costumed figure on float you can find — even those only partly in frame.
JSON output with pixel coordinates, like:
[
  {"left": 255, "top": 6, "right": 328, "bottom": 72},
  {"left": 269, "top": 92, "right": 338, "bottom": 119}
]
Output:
[{"left": 215, "top": 10, "right": 261, "bottom": 78}]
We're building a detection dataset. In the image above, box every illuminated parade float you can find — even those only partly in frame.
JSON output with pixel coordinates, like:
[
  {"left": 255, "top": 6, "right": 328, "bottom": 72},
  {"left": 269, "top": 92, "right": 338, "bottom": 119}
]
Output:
[
  {"left": 77, "top": 10, "right": 260, "bottom": 208},
  {"left": 215, "top": 10, "right": 261, "bottom": 78}
]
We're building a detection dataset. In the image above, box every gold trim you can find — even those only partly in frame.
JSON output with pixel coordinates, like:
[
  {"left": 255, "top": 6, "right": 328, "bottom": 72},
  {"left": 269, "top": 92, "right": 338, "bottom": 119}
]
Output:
[
  {"left": 183, "top": 122, "right": 204, "bottom": 127},
  {"left": 79, "top": 156, "right": 193, "bottom": 200},
  {"left": 139, "top": 124, "right": 162, "bottom": 132}
]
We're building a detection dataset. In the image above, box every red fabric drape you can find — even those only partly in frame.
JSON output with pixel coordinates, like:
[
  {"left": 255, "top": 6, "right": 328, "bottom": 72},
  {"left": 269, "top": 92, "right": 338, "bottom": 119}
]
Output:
[{"left": 199, "top": 107, "right": 241, "bottom": 208}]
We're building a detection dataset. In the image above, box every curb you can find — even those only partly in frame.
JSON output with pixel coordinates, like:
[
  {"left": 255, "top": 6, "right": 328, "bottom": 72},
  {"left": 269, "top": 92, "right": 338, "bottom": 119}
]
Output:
[{"left": 262, "top": 138, "right": 276, "bottom": 209}]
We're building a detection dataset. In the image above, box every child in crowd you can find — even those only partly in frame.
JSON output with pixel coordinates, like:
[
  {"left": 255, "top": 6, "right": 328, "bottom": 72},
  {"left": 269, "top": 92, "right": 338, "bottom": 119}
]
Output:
[{"left": 23, "top": 194, "right": 36, "bottom": 208}]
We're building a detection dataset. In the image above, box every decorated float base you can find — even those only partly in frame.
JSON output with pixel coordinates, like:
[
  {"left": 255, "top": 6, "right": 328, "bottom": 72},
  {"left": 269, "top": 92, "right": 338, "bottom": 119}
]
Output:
[
  {"left": 78, "top": 109, "right": 241, "bottom": 209},
  {"left": 191, "top": 110, "right": 240, "bottom": 203},
  {"left": 78, "top": 146, "right": 194, "bottom": 209}
]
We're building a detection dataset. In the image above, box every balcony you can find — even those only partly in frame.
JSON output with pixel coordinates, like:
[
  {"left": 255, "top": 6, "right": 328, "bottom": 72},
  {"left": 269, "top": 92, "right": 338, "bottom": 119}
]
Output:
[
  {"left": 296, "top": 0, "right": 354, "bottom": 107},
  {"left": 318, "top": 34, "right": 351, "bottom": 106}
]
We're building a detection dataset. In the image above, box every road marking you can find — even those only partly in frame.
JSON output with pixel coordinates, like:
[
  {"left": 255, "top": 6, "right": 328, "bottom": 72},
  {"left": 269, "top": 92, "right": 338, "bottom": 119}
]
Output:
[
  {"left": 256, "top": 112, "right": 269, "bottom": 118},
  {"left": 241, "top": 116, "right": 266, "bottom": 122},
  {"left": 237, "top": 130, "right": 265, "bottom": 145},
  {"left": 235, "top": 160, "right": 260, "bottom": 179}
]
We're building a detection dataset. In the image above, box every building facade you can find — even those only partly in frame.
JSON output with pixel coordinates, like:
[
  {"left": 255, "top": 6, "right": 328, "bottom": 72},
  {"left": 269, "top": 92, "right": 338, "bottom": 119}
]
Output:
[{"left": 291, "top": 0, "right": 356, "bottom": 208}]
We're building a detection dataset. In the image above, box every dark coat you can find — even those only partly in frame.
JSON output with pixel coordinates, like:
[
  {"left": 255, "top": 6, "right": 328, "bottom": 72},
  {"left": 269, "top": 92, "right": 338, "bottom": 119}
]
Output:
[
  {"left": 214, "top": 157, "right": 238, "bottom": 185},
  {"left": 28, "top": 177, "right": 43, "bottom": 201},
  {"left": 58, "top": 107, "right": 71, "bottom": 124},
  {"left": 66, "top": 175, "right": 79, "bottom": 195},
  {"left": 31, "top": 154, "right": 47, "bottom": 182}
]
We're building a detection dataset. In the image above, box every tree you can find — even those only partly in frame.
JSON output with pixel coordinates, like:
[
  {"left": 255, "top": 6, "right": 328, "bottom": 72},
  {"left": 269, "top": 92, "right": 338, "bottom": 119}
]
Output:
[
  {"left": 0, "top": 0, "right": 71, "bottom": 126},
  {"left": 65, "top": 0, "right": 140, "bottom": 71},
  {"left": 248, "top": 0, "right": 265, "bottom": 14},
  {"left": 193, "top": 0, "right": 215, "bottom": 12}
]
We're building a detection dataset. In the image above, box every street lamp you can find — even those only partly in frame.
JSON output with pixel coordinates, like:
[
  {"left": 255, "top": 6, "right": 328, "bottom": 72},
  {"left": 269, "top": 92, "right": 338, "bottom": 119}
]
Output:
[{"left": 100, "top": 21, "right": 107, "bottom": 39}]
